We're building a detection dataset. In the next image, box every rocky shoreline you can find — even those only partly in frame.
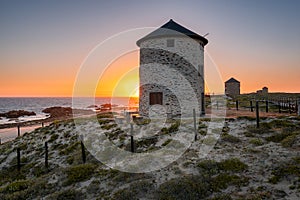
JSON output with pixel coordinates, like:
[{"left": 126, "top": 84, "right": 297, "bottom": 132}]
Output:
[
  {"left": 0, "top": 107, "right": 94, "bottom": 129},
  {"left": 0, "top": 110, "right": 36, "bottom": 119}
]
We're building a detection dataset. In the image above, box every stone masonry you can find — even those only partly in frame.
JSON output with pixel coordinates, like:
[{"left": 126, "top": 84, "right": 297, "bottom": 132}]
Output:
[{"left": 137, "top": 20, "right": 208, "bottom": 117}]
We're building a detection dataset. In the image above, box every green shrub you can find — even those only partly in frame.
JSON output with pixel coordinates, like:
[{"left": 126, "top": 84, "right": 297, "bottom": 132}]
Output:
[
  {"left": 211, "top": 174, "right": 248, "bottom": 191},
  {"left": 161, "top": 139, "right": 172, "bottom": 147},
  {"left": 135, "top": 119, "right": 151, "bottom": 125},
  {"left": 244, "top": 131, "right": 255, "bottom": 137},
  {"left": 268, "top": 175, "right": 280, "bottom": 184},
  {"left": 210, "top": 194, "right": 233, "bottom": 200},
  {"left": 168, "top": 121, "right": 180, "bottom": 133},
  {"left": 65, "top": 164, "right": 97, "bottom": 185},
  {"left": 266, "top": 132, "right": 292, "bottom": 143},
  {"left": 32, "top": 166, "right": 48, "bottom": 177},
  {"left": 246, "top": 125, "right": 272, "bottom": 135},
  {"left": 198, "top": 158, "right": 248, "bottom": 174},
  {"left": 199, "top": 129, "right": 207, "bottom": 136},
  {"left": 293, "top": 156, "right": 300, "bottom": 164},
  {"left": 130, "top": 180, "right": 155, "bottom": 196},
  {"left": 249, "top": 138, "right": 264, "bottom": 146},
  {"left": 218, "top": 158, "right": 248, "bottom": 172},
  {"left": 198, "top": 122, "right": 207, "bottom": 129},
  {"left": 221, "top": 134, "right": 241, "bottom": 143},
  {"left": 222, "top": 126, "right": 230, "bottom": 133},
  {"left": 59, "top": 141, "right": 80, "bottom": 155},
  {"left": 281, "top": 135, "right": 297, "bottom": 147},
  {"left": 199, "top": 118, "right": 211, "bottom": 122},
  {"left": 112, "top": 172, "right": 151, "bottom": 183},
  {"left": 2, "top": 180, "right": 30, "bottom": 193},
  {"left": 113, "top": 180, "right": 154, "bottom": 200},
  {"left": 48, "top": 134, "right": 59, "bottom": 142},
  {"left": 98, "top": 119, "right": 113, "bottom": 125},
  {"left": 269, "top": 157, "right": 300, "bottom": 184},
  {"left": 97, "top": 112, "right": 114, "bottom": 119},
  {"left": 50, "top": 189, "right": 83, "bottom": 200},
  {"left": 135, "top": 137, "right": 158, "bottom": 151},
  {"left": 161, "top": 121, "right": 180, "bottom": 134},
  {"left": 156, "top": 175, "right": 211, "bottom": 199},
  {"left": 18, "top": 143, "right": 27, "bottom": 151},
  {"left": 0, "top": 167, "right": 26, "bottom": 185},
  {"left": 268, "top": 119, "right": 295, "bottom": 128},
  {"left": 113, "top": 189, "right": 138, "bottom": 200},
  {"left": 101, "top": 123, "right": 117, "bottom": 130},
  {"left": 197, "top": 160, "right": 219, "bottom": 175}
]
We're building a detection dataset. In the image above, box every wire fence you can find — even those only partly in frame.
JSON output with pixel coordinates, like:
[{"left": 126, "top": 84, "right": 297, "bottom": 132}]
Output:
[{"left": 227, "top": 98, "right": 299, "bottom": 114}]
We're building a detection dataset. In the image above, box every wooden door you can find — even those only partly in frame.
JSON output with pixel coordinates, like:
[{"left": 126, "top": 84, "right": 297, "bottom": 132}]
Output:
[{"left": 149, "top": 92, "right": 163, "bottom": 105}]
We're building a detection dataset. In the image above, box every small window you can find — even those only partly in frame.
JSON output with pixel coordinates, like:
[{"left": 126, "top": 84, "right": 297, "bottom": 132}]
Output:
[
  {"left": 166, "top": 39, "right": 174, "bottom": 47},
  {"left": 150, "top": 92, "right": 163, "bottom": 105}
]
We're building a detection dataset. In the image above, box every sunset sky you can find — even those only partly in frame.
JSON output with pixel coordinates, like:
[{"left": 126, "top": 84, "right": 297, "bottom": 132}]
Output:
[{"left": 1, "top": 0, "right": 300, "bottom": 97}]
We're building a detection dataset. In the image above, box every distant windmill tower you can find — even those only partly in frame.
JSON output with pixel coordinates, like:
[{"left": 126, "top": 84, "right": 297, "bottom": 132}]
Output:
[{"left": 136, "top": 19, "right": 208, "bottom": 117}]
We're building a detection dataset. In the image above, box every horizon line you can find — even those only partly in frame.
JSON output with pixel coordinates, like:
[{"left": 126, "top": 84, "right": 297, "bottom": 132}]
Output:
[{"left": 0, "top": 96, "right": 140, "bottom": 98}]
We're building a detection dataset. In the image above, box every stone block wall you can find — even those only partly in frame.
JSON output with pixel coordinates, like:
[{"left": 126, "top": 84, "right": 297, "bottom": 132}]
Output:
[
  {"left": 225, "top": 82, "right": 240, "bottom": 97},
  {"left": 139, "top": 36, "right": 205, "bottom": 117}
]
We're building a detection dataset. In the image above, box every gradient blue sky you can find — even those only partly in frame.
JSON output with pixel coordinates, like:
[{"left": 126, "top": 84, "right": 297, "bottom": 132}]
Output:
[{"left": 1, "top": 0, "right": 300, "bottom": 96}]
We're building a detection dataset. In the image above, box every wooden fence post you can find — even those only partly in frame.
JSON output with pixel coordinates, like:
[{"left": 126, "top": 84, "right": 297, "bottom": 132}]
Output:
[
  {"left": 295, "top": 99, "right": 297, "bottom": 114},
  {"left": 17, "top": 148, "right": 21, "bottom": 171},
  {"left": 193, "top": 109, "right": 197, "bottom": 141},
  {"left": 42, "top": 122, "right": 44, "bottom": 127},
  {"left": 45, "top": 142, "right": 48, "bottom": 168},
  {"left": 236, "top": 100, "right": 239, "bottom": 111},
  {"left": 81, "top": 141, "right": 86, "bottom": 164},
  {"left": 298, "top": 99, "right": 300, "bottom": 116},
  {"left": 288, "top": 99, "right": 292, "bottom": 114},
  {"left": 250, "top": 101, "right": 253, "bottom": 112},
  {"left": 278, "top": 100, "right": 281, "bottom": 113},
  {"left": 17, "top": 125, "right": 20, "bottom": 137},
  {"left": 130, "top": 123, "right": 134, "bottom": 153},
  {"left": 266, "top": 100, "right": 269, "bottom": 113},
  {"left": 256, "top": 101, "right": 260, "bottom": 128}
]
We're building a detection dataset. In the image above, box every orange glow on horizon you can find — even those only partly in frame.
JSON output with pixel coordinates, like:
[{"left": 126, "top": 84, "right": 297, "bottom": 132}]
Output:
[
  {"left": 0, "top": 48, "right": 299, "bottom": 97},
  {"left": 96, "top": 50, "right": 140, "bottom": 98}
]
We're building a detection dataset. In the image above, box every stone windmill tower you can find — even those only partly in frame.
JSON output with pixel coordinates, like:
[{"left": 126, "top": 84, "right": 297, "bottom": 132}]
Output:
[{"left": 137, "top": 19, "right": 208, "bottom": 117}]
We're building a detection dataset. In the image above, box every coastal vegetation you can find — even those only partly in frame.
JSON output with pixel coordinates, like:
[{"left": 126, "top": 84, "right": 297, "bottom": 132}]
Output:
[{"left": 0, "top": 114, "right": 299, "bottom": 199}]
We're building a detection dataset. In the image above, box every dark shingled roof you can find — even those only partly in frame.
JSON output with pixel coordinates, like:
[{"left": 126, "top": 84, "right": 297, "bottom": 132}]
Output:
[
  {"left": 136, "top": 19, "right": 208, "bottom": 46},
  {"left": 225, "top": 78, "right": 240, "bottom": 83}
]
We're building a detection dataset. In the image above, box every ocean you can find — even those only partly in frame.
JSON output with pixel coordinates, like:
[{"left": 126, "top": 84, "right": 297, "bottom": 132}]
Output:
[
  {"left": 0, "top": 97, "right": 138, "bottom": 125},
  {"left": 0, "top": 97, "right": 138, "bottom": 143}
]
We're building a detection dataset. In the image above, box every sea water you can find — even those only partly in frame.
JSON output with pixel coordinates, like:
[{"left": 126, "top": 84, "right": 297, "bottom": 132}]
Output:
[
  {"left": 0, "top": 97, "right": 138, "bottom": 124},
  {"left": 0, "top": 97, "right": 138, "bottom": 143}
]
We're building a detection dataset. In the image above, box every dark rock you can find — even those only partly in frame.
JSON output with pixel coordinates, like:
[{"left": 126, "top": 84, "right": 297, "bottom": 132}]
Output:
[
  {"left": 99, "top": 104, "right": 118, "bottom": 111},
  {"left": 42, "top": 107, "right": 72, "bottom": 118},
  {"left": 87, "top": 105, "right": 98, "bottom": 108},
  {"left": 273, "top": 189, "right": 287, "bottom": 198},
  {"left": 0, "top": 110, "right": 36, "bottom": 118},
  {"left": 101, "top": 103, "right": 112, "bottom": 110}
]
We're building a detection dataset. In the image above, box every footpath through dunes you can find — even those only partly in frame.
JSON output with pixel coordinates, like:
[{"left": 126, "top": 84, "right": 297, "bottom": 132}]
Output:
[{"left": 0, "top": 112, "right": 299, "bottom": 199}]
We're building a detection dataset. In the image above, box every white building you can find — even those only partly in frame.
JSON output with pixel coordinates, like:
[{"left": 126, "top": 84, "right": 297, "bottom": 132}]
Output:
[{"left": 137, "top": 19, "right": 208, "bottom": 117}]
